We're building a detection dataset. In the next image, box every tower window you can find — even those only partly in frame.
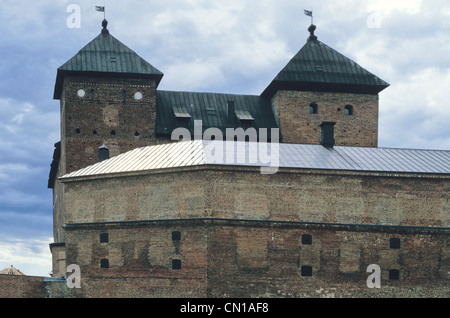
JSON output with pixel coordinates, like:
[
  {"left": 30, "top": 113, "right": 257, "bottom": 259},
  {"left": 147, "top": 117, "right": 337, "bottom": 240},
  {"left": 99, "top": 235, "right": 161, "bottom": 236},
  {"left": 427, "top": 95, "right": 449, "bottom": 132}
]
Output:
[
  {"left": 301, "top": 265, "right": 312, "bottom": 277},
  {"left": 302, "top": 234, "right": 312, "bottom": 245},
  {"left": 172, "top": 259, "right": 182, "bottom": 270},
  {"left": 122, "top": 90, "right": 127, "bottom": 103},
  {"left": 100, "top": 233, "right": 108, "bottom": 243},
  {"left": 172, "top": 231, "right": 181, "bottom": 241},
  {"left": 389, "top": 269, "right": 400, "bottom": 280},
  {"left": 93, "top": 130, "right": 98, "bottom": 135},
  {"left": 100, "top": 259, "right": 109, "bottom": 269},
  {"left": 110, "top": 130, "right": 116, "bottom": 136},
  {"left": 309, "top": 103, "right": 318, "bottom": 114},
  {"left": 390, "top": 238, "right": 401, "bottom": 249},
  {"left": 75, "top": 128, "right": 81, "bottom": 134},
  {"left": 344, "top": 105, "right": 353, "bottom": 116},
  {"left": 90, "top": 89, "right": 94, "bottom": 100}
]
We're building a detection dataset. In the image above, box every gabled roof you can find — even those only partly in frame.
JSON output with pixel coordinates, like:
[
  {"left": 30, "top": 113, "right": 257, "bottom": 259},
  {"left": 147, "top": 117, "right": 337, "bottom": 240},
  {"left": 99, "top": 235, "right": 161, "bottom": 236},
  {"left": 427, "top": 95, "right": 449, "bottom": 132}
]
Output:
[
  {"left": 262, "top": 25, "right": 389, "bottom": 97},
  {"left": 59, "top": 140, "right": 450, "bottom": 180},
  {"left": 53, "top": 20, "right": 163, "bottom": 99},
  {"left": 156, "top": 90, "right": 279, "bottom": 139}
]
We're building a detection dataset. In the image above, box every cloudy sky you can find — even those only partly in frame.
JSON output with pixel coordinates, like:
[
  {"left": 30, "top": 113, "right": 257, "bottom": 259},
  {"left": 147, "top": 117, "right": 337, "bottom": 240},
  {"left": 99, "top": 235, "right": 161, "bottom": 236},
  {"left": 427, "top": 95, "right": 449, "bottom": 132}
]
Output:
[{"left": 0, "top": 0, "right": 449, "bottom": 277}]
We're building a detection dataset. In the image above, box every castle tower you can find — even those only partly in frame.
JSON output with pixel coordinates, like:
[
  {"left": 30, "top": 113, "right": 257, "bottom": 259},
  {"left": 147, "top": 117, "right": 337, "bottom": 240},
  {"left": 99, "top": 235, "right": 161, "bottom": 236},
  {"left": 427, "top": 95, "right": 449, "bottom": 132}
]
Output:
[
  {"left": 53, "top": 19, "right": 164, "bottom": 175},
  {"left": 262, "top": 24, "right": 389, "bottom": 147},
  {"left": 49, "top": 20, "right": 163, "bottom": 275}
]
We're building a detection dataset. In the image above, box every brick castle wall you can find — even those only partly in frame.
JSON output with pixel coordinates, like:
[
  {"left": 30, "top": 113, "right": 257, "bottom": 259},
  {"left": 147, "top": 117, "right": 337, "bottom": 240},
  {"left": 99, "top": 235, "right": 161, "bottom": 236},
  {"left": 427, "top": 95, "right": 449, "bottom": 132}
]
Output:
[
  {"left": 272, "top": 90, "right": 379, "bottom": 147},
  {"left": 60, "top": 75, "right": 165, "bottom": 175},
  {"left": 59, "top": 167, "right": 449, "bottom": 297},
  {"left": 0, "top": 274, "right": 45, "bottom": 298}
]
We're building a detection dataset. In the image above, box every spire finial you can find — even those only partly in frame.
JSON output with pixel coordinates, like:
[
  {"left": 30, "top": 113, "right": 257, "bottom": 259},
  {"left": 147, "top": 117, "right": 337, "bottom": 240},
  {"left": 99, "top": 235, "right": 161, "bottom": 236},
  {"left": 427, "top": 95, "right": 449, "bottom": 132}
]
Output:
[
  {"left": 101, "top": 19, "right": 109, "bottom": 34},
  {"left": 307, "top": 24, "right": 317, "bottom": 41}
]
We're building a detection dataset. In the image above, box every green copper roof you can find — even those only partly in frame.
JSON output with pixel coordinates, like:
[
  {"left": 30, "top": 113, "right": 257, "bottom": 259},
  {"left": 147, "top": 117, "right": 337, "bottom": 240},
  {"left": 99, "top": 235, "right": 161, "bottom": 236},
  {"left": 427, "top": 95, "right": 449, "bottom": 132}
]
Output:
[
  {"left": 262, "top": 25, "right": 389, "bottom": 97},
  {"left": 53, "top": 20, "right": 163, "bottom": 99}
]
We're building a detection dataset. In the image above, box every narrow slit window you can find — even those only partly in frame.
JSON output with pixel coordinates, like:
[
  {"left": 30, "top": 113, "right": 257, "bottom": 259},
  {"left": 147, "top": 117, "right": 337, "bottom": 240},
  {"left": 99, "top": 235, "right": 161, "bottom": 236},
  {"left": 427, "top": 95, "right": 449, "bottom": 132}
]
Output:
[
  {"left": 90, "top": 89, "right": 94, "bottom": 100},
  {"left": 122, "top": 90, "right": 127, "bottom": 103},
  {"left": 301, "top": 265, "right": 312, "bottom": 277},
  {"left": 309, "top": 103, "right": 318, "bottom": 114},
  {"left": 390, "top": 238, "right": 401, "bottom": 249},
  {"left": 100, "top": 233, "right": 109, "bottom": 243},
  {"left": 100, "top": 259, "right": 109, "bottom": 269},
  {"left": 172, "top": 231, "right": 181, "bottom": 241},
  {"left": 344, "top": 105, "right": 353, "bottom": 116},
  {"left": 172, "top": 259, "right": 182, "bottom": 270},
  {"left": 302, "top": 234, "right": 312, "bottom": 245},
  {"left": 389, "top": 269, "right": 400, "bottom": 280}
]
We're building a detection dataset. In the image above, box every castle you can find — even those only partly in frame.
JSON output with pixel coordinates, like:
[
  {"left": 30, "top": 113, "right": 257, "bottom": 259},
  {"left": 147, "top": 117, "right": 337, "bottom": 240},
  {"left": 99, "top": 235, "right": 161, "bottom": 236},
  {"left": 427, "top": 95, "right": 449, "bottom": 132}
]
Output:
[{"left": 44, "top": 19, "right": 449, "bottom": 298}]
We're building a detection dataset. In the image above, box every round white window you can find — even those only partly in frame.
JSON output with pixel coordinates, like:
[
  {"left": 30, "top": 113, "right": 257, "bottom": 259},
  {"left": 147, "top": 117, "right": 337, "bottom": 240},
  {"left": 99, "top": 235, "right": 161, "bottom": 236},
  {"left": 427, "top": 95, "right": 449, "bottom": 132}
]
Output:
[
  {"left": 134, "top": 92, "right": 143, "bottom": 100},
  {"left": 77, "top": 89, "right": 86, "bottom": 98}
]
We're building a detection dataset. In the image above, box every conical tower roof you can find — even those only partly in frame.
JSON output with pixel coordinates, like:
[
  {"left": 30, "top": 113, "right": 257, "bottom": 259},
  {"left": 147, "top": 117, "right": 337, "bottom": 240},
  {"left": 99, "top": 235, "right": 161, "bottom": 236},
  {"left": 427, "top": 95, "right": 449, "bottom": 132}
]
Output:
[
  {"left": 54, "top": 19, "right": 163, "bottom": 99},
  {"left": 262, "top": 25, "right": 389, "bottom": 97},
  {"left": 0, "top": 265, "right": 25, "bottom": 275}
]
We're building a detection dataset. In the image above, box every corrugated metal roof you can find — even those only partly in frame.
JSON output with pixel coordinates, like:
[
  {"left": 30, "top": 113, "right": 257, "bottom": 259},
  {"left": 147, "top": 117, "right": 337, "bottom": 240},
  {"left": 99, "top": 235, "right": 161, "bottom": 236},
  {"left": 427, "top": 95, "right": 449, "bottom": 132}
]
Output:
[
  {"left": 60, "top": 141, "right": 450, "bottom": 180},
  {"left": 262, "top": 35, "right": 389, "bottom": 97}
]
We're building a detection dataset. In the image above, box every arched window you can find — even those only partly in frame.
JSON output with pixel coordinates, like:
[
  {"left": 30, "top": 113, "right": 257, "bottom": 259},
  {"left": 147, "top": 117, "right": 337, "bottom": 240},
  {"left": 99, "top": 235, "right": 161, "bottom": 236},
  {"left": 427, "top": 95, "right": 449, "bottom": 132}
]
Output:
[
  {"left": 309, "top": 102, "right": 318, "bottom": 114},
  {"left": 344, "top": 105, "right": 353, "bottom": 116}
]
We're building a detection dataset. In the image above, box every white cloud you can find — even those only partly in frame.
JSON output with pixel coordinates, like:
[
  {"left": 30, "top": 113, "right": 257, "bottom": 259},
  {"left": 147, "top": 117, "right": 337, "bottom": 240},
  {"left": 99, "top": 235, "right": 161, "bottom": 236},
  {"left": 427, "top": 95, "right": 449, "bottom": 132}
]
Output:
[
  {"left": 379, "top": 67, "right": 450, "bottom": 149},
  {"left": 0, "top": 237, "right": 53, "bottom": 277}
]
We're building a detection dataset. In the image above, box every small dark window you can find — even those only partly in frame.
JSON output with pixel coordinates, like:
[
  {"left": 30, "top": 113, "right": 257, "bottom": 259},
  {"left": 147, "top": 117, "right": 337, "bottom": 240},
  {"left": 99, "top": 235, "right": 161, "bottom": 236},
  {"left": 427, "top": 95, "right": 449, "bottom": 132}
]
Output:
[
  {"left": 75, "top": 128, "right": 81, "bottom": 134},
  {"left": 302, "top": 234, "right": 312, "bottom": 245},
  {"left": 122, "top": 90, "right": 127, "bottom": 103},
  {"left": 90, "top": 89, "right": 94, "bottom": 100},
  {"left": 134, "top": 131, "right": 140, "bottom": 137},
  {"left": 344, "top": 105, "right": 353, "bottom": 116},
  {"left": 301, "top": 265, "right": 312, "bottom": 277},
  {"left": 389, "top": 269, "right": 400, "bottom": 280},
  {"left": 100, "top": 259, "right": 109, "bottom": 269},
  {"left": 172, "top": 231, "right": 181, "bottom": 241},
  {"left": 390, "top": 238, "right": 401, "bottom": 249},
  {"left": 93, "top": 130, "right": 98, "bottom": 135},
  {"left": 100, "top": 233, "right": 109, "bottom": 243},
  {"left": 172, "top": 259, "right": 182, "bottom": 270},
  {"left": 309, "top": 103, "right": 318, "bottom": 114},
  {"left": 110, "top": 130, "right": 116, "bottom": 136}
]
